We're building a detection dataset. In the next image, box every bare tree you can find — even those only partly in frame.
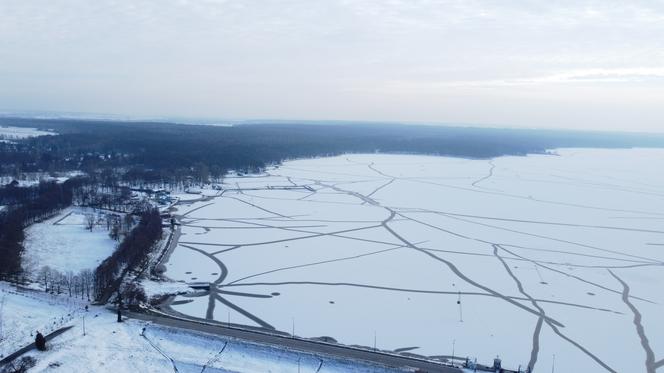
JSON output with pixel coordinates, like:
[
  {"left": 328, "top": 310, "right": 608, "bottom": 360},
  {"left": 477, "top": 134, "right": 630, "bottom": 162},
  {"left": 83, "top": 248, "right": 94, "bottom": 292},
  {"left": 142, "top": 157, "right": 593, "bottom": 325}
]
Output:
[
  {"left": 81, "top": 269, "right": 93, "bottom": 300},
  {"left": 85, "top": 213, "right": 95, "bottom": 231},
  {"left": 38, "top": 266, "right": 52, "bottom": 292},
  {"left": 66, "top": 271, "right": 75, "bottom": 297}
]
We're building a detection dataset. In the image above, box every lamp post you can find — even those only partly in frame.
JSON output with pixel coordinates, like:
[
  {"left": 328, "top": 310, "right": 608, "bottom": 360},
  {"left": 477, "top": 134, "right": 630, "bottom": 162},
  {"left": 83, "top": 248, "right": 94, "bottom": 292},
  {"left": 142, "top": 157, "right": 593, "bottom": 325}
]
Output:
[{"left": 551, "top": 354, "right": 556, "bottom": 373}]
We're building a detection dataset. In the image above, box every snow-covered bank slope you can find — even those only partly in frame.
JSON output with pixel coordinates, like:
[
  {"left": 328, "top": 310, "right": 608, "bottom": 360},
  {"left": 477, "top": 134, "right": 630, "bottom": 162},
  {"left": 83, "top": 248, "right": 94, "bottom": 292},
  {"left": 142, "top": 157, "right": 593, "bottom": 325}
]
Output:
[
  {"left": 0, "top": 283, "right": 85, "bottom": 358},
  {"left": 0, "top": 283, "right": 416, "bottom": 372}
]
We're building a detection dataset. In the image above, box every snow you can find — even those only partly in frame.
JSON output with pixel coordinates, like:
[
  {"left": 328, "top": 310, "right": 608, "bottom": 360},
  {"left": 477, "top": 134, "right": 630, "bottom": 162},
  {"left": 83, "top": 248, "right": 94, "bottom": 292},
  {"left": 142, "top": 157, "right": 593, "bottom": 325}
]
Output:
[
  {"left": 162, "top": 149, "right": 664, "bottom": 372},
  {"left": 0, "top": 171, "right": 86, "bottom": 188},
  {"left": 0, "top": 282, "right": 415, "bottom": 372},
  {"left": 23, "top": 208, "right": 118, "bottom": 274},
  {"left": 0, "top": 126, "right": 56, "bottom": 140},
  {"left": 0, "top": 283, "right": 86, "bottom": 359},
  {"left": 141, "top": 280, "right": 192, "bottom": 299}
]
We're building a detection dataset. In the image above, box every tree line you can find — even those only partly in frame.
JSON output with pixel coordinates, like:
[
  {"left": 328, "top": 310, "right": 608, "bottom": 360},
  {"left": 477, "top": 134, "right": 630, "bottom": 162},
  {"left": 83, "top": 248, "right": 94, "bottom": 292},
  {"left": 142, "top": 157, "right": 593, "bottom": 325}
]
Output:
[
  {"left": 0, "top": 177, "right": 142, "bottom": 282},
  {"left": 93, "top": 208, "right": 162, "bottom": 302},
  {"left": 3, "top": 118, "right": 664, "bottom": 187},
  {"left": 0, "top": 179, "right": 87, "bottom": 280},
  {"left": 36, "top": 266, "right": 95, "bottom": 300}
]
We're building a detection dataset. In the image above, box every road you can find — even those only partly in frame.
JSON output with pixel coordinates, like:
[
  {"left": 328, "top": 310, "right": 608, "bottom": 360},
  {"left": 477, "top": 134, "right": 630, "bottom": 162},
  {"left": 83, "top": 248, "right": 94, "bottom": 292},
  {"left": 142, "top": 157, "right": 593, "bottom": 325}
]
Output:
[
  {"left": 126, "top": 310, "right": 464, "bottom": 373},
  {"left": 0, "top": 326, "right": 74, "bottom": 366}
]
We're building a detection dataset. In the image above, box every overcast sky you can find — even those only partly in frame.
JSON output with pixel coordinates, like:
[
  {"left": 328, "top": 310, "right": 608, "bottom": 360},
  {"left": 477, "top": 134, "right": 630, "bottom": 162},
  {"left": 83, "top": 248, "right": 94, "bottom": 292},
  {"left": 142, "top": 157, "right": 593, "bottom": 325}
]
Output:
[{"left": 1, "top": 1, "right": 663, "bottom": 132}]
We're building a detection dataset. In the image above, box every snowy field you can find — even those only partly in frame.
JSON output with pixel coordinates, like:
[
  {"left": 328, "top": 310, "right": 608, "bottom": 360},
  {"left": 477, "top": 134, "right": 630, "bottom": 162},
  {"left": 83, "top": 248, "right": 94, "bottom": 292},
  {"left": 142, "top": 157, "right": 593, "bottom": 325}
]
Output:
[
  {"left": 0, "top": 126, "right": 55, "bottom": 141},
  {"left": 0, "top": 171, "right": 86, "bottom": 188},
  {"left": 164, "top": 148, "right": 664, "bottom": 372},
  {"left": 23, "top": 208, "right": 118, "bottom": 274},
  {"left": 0, "top": 283, "right": 414, "bottom": 373}
]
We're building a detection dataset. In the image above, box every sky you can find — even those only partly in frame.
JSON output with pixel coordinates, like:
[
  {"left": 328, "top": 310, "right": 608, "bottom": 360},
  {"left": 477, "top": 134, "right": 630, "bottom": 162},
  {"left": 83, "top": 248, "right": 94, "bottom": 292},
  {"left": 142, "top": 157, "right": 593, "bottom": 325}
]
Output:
[{"left": 1, "top": 0, "right": 663, "bottom": 132}]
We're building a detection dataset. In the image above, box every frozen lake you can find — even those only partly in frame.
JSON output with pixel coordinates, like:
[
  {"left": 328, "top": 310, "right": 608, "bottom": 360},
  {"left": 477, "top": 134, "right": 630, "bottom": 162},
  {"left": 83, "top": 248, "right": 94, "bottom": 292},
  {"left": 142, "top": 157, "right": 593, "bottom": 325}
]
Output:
[{"left": 164, "top": 148, "right": 664, "bottom": 372}]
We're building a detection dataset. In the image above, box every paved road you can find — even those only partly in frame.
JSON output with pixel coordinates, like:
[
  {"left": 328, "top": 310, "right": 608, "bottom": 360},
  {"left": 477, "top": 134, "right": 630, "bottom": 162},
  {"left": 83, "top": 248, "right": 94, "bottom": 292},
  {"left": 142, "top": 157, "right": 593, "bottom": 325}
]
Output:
[
  {"left": 126, "top": 311, "right": 463, "bottom": 373},
  {"left": 0, "top": 326, "right": 74, "bottom": 366}
]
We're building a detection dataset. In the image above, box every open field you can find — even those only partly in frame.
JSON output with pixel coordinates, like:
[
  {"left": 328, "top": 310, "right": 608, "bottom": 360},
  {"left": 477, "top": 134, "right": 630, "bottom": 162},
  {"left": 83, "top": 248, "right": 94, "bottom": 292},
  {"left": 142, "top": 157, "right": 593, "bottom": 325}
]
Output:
[
  {"left": 163, "top": 148, "right": 664, "bottom": 372},
  {"left": 23, "top": 208, "right": 118, "bottom": 274},
  {"left": 0, "top": 126, "right": 55, "bottom": 141}
]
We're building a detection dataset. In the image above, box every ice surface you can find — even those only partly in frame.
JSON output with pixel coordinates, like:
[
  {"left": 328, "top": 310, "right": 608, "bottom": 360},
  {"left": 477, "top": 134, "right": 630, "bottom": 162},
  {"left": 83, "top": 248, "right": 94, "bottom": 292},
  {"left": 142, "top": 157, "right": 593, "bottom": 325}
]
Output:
[{"left": 162, "top": 149, "right": 664, "bottom": 372}]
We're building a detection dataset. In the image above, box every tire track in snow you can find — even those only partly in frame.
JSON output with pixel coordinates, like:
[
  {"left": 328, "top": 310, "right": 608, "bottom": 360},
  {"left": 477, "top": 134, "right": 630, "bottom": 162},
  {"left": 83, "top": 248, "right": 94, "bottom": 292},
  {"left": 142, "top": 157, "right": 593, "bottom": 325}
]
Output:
[
  {"left": 226, "top": 243, "right": 409, "bottom": 285},
  {"left": 142, "top": 330, "right": 180, "bottom": 373},
  {"left": 214, "top": 295, "right": 275, "bottom": 330},
  {"left": 493, "top": 244, "right": 543, "bottom": 371},
  {"left": 180, "top": 244, "right": 228, "bottom": 285},
  {"left": 381, "top": 211, "right": 565, "bottom": 326},
  {"left": 608, "top": 270, "right": 657, "bottom": 373},
  {"left": 324, "top": 179, "right": 623, "bottom": 371},
  {"left": 424, "top": 246, "right": 657, "bottom": 269},
  {"left": 225, "top": 195, "right": 292, "bottom": 219},
  {"left": 436, "top": 212, "right": 663, "bottom": 264},
  {"left": 499, "top": 246, "right": 655, "bottom": 304},
  {"left": 318, "top": 180, "right": 566, "bottom": 326},
  {"left": 471, "top": 160, "right": 496, "bottom": 188},
  {"left": 398, "top": 176, "right": 664, "bottom": 217},
  {"left": 225, "top": 281, "right": 618, "bottom": 313},
  {"left": 490, "top": 247, "right": 620, "bottom": 372}
]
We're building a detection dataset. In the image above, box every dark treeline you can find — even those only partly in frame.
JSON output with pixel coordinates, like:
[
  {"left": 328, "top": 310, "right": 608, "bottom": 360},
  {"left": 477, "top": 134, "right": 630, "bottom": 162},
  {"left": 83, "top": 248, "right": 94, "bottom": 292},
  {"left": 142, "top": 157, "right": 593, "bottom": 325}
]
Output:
[
  {"left": 0, "top": 179, "right": 87, "bottom": 280},
  {"left": 3, "top": 117, "right": 664, "bottom": 184},
  {"left": 0, "top": 178, "right": 87, "bottom": 217},
  {"left": 94, "top": 208, "right": 162, "bottom": 301}
]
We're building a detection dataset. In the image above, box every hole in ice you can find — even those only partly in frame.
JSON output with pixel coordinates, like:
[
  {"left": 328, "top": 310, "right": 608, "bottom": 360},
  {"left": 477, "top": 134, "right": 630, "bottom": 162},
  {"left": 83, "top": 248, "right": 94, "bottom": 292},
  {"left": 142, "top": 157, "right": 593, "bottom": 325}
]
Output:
[
  {"left": 185, "top": 271, "right": 192, "bottom": 274},
  {"left": 271, "top": 292, "right": 280, "bottom": 296},
  {"left": 587, "top": 292, "right": 595, "bottom": 296},
  {"left": 540, "top": 281, "right": 548, "bottom": 285},
  {"left": 329, "top": 301, "right": 335, "bottom": 304}
]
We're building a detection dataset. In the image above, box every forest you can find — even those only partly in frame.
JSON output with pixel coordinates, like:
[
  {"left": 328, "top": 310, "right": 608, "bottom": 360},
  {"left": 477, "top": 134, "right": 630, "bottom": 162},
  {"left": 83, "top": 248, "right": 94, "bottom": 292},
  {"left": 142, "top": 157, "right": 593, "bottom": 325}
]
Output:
[{"left": 3, "top": 117, "right": 664, "bottom": 185}]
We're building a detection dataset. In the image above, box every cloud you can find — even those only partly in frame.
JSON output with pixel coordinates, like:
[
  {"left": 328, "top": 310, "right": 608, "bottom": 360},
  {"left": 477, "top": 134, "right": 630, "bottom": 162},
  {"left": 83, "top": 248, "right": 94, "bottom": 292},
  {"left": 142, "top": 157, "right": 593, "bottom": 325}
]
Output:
[{"left": 0, "top": 0, "right": 663, "bottom": 131}]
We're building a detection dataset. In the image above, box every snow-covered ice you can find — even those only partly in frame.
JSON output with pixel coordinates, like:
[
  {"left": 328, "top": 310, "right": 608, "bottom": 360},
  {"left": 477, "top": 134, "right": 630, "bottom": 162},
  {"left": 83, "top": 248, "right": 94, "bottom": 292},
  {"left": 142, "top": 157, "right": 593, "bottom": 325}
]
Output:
[{"left": 163, "top": 149, "right": 664, "bottom": 372}]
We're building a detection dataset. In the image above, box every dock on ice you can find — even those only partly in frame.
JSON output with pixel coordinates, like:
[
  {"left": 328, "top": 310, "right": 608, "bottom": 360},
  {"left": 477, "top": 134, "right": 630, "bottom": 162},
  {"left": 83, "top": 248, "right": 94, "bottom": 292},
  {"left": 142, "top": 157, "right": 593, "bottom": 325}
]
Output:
[{"left": 222, "top": 185, "right": 314, "bottom": 192}]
